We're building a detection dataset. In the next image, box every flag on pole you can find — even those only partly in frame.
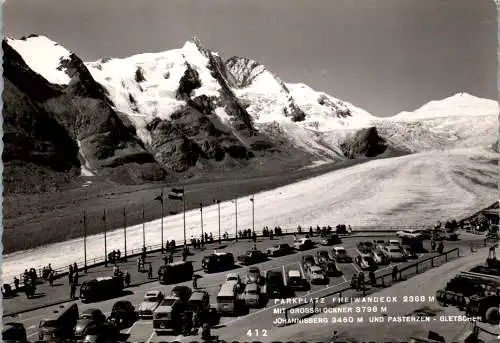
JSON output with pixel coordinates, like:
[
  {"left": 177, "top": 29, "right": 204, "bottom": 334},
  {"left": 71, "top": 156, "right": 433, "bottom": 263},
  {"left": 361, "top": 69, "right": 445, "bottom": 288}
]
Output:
[
  {"left": 168, "top": 188, "right": 184, "bottom": 200},
  {"left": 154, "top": 189, "right": 164, "bottom": 203}
]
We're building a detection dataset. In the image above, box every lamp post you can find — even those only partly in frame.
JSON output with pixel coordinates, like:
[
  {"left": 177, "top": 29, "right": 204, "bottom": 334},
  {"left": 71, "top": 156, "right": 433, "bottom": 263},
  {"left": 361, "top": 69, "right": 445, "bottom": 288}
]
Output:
[
  {"left": 216, "top": 200, "right": 221, "bottom": 243},
  {"left": 234, "top": 198, "right": 238, "bottom": 241},
  {"left": 250, "top": 195, "right": 255, "bottom": 235},
  {"left": 200, "top": 202, "right": 204, "bottom": 247},
  {"left": 83, "top": 210, "right": 87, "bottom": 273}
]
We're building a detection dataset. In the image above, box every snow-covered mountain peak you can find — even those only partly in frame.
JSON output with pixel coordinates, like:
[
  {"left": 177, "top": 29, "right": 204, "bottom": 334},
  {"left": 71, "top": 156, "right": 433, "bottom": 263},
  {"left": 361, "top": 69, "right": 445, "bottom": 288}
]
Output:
[
  {"left": 393, "top": 92, "right": 498, "bottom": 120},
  {"left": 6, "top": 34, "right": 73, "bottom": 85}
]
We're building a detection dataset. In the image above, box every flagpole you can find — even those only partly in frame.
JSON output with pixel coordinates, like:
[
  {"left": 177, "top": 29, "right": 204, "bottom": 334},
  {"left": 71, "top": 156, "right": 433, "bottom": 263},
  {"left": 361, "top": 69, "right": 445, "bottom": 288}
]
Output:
[
  {"left": 103, "top": 210, "right": 107, "bottom": 267},
  {"left": 123, "top": 207, "right": 127, "bottom": 261},
  {"left": 235, "top": 198, "right": 238, "bottom": 242},
  {"left": 200, "top": 202, "right": 204, "bottom": 247},
  {"left": 251, "top": 195, "right": 255, "bottom": 235},
  {"left": 160, "top": 188, "right": 164, "bottom": 253},
  {"left": 83, "top": 210, "right": 87, "bottom": 273},
  {"left": 183, "top": 186, "right": 186, "bottom": 248},
  {"left": 142, "top": 206, "right": 146, "bottom": 251},
  {"left": 217, "top": 200, "right": 221, "bottom": 244}
]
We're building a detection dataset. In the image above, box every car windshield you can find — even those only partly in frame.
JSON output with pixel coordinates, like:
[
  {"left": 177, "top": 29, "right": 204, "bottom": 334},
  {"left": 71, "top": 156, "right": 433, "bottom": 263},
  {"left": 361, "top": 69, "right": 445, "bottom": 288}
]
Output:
[
  {"left": 319, "top": 251, "right": 327, "bottom": 256},
  {"left": 41, "top": 320, "right": 59, "bottom": 328},
  {"left": 144, "top": 296, "right": 158, "bottom": 302},
  {"left": 246, "top": 289, "right": 259, "bottom": 294},
  {"left": 389, "top": 248, "right": 401, "bottom": 253},
  {"left": 161, "top": 298, "right": 177, "bottom": 306},
  {"left": 337, "top": 249, "right": 346, "bottom": 254}
]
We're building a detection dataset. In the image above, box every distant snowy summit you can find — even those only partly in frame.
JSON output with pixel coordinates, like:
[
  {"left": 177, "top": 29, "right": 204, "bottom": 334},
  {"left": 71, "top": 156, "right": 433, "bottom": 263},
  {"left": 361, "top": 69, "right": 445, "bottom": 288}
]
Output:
[
  {"left": 3, "top": 34, "right": 499, "bottom": 193},
  {"left": 393, "top": 92, "right": 498, "bottom": 120}
]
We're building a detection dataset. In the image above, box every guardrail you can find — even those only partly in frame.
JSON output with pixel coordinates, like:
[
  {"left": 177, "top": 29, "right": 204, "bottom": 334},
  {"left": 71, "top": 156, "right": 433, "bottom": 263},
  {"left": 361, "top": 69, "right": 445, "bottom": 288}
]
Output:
[
  {"left": 280, "top": 248, "right": 460, "bottom": 325},
  {"left": 6, "top": 224, "right": 432, "bottom": 290}
]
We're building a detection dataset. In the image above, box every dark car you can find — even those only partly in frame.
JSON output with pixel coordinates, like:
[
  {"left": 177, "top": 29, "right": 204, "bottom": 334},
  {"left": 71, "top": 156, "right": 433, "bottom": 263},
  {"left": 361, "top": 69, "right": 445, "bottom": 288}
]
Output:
[
  {"left": 316, "top": 250, "right": 331, "bottom": 263},
  {"left": 79, "top": 322, "right": 119, "bottom": 343},
  {"left": 320, "top": 260, "right": 341, "bottom": 277},
  {"left": 74, "top": 309, "right": 106, "bottom": 339},
  {"left": 302, "top": 254, "right": 316, "bottom": 272},
  {"left": 2, "top": 322, "right": 27, "bottom": 343},
  {"left": 237, "top": 250, "right": 268, "bottom": 265},
  {"left": 286, "top": 269, "right": 309, "bottom": 291},
  {"left": 108, "top": 301, "right": 136, "bottom": 329},
  {"left": 171, "top": 286, "right": 192, "bottom": 303},
  {"left": 246, "top": 267, "right": 265, "bottom": 285},
  {"left": 266, "top": 243, "right": 294, "bottom": 257},
  {"left": 320, "top": 234, "right": 341, "bottom": 246},
  {"left": 265, "top": 271, "right": 286, "bottom": 298}
]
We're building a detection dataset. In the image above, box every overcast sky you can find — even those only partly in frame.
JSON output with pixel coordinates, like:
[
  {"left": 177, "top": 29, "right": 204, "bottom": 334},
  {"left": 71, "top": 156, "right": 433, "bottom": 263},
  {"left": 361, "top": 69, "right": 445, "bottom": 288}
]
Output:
[{"left": 4, "top": 0, "right": 498, "bottom": 117}]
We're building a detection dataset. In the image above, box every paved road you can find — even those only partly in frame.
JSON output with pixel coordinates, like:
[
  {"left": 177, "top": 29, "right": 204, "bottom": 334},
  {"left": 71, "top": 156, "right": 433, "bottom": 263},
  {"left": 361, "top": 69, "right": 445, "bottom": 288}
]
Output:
[{"left": 7, "top": 232, "right": 485, "bottom": 342}]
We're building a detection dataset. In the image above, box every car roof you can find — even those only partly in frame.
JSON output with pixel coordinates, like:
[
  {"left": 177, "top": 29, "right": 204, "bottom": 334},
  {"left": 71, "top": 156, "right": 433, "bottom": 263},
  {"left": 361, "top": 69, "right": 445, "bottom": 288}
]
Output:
[
  {"left": 310, "top": 266, "right": 322, "bottom": 272},
  {"left": 145, "top": 291, "right": 161, "bottom": 296},
  {"left": 334, "top": 246, "right": 346, "bottom": 250},
  {"left": 245, "top": 283, "right": 259, "bottom": 290},
  {"left": 248, "top": 267, "right": 260, "bottom": 272},
  {"left": 288, "top": 270, "right": 301, "bottom": 277}
]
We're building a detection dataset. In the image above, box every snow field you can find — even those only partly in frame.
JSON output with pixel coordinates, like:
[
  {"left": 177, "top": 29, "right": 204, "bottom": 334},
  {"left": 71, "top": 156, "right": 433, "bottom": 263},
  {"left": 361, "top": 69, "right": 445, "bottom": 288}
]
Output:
[{"left": 2, "top": 147, "right": 497, "bottom": 282}]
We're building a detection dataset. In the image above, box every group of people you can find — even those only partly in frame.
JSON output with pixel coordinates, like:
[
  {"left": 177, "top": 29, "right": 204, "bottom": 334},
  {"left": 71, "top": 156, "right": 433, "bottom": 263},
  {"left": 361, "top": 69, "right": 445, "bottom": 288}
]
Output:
[
  {"left": 431, "top": 240, "right": 445, "bottom": 254},
  {"left": 190, "top": 232, "right": 215, "bottom": 249},
  {"left": 237, "top": 229, "right": 257, "bottom": 241},
  {"left": 262, "top": 226, "right": 283, "bottom": 237},
  {"left": 107, "top": 249, "right": 122, "bottom": 264}
]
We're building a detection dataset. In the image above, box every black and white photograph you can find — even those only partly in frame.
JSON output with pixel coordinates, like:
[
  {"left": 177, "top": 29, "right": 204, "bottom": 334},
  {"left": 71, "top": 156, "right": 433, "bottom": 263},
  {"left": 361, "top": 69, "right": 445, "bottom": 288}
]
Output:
[{"left": 1, "top": 0, "right": 499, "bottom": 342}]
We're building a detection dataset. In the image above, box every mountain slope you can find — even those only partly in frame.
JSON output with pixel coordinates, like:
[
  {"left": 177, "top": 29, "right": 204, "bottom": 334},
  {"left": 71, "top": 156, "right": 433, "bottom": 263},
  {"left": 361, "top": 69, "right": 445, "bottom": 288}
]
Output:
[{"left": 3, "top": 35, "right": 167, "bottom": 193}]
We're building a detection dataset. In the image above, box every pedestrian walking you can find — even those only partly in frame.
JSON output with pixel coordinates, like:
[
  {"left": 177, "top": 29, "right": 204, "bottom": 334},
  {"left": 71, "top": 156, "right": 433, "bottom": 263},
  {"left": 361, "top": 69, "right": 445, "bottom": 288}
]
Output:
[
  {"left": 70, "top": 282, "right": 76, "bottom": 300},
  {"left": 73, "top": 270, "right": 78, "bottom": 285},
  {"left": 13, "top": 277, "right": 19, "bottom": 291},
  {"left": 148, "top": 264, "right": 153, "bottom": 279},
  {"left": 48, "top": 271, "right": 54, "bottom": 287},
  {"left": 392, "top": 266, "right": 398, "bottom": 282},
  {"left": 125, "top": 271, "right": 131, "bottom": 287},
  {"left": 169, "top": 253, "right": 174, "bottom": 264},
  {"left": 431, "top": 240, "right": 436, "bottom": 252},
  {"left": 192, "top": 276, "right": 198, "bottom": 289},
  {"left": 68, "top": 272, "right": 73, "bottom": 285},
  {"left": 137, "top": 257, "right": 142, "bottom": 272}
]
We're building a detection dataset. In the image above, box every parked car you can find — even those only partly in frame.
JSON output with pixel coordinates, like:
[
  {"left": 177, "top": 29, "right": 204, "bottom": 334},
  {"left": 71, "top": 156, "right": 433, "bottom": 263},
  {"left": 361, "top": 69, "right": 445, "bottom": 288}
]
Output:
[
  {"left": 355, "top": 254, "right": 378, "bottom": 271},
  {"left": 396, "top": 229, "right": 421, "bottom": 239},
  {"left": 301, "top": 254, "right": 316, "bottom": 271},
  {"left": 242, "top": 283, "right": 263, "bottom": 308},
  {"left": 78, "top": 322, "right": 119, "bottom": 343},
  {"left": 74, "top": 309, "right": 107, "bottom": 340},
  {"left": 286, "top": 269, "right": 309, "bottom": 290},
  {"left": 320, "top": 260, "right": 341, "bottom": 277},
  {"left": 265, "top": 271, "right": 286, "bottom": 298},
  {"left": 320, "top": 234, "right": 341, "bottom": 246},
  {"left": 226, "top": 272, "right": 242, "bottom": 284},
  {"left": 357, "top": 241, "right": 374, "bottom": 253},
  {"left": 107, "top": 300, "right": 136, "bottom": 329},
  {"left": 371, "top": 250, "right": 390, "bottom": 265},
  {"left": 2, "top": 322, "right": 27, "bottom": 343},
  {"left": 170, "top": 286, "right": 192, "bottom": 303},
  {"left": 266, "top": 243, "right": 293, "bottom": 257},
  {"left": 316, "top": 250, "right": 331, "bottom": 263},
  {"left": 138, "top": 291, "right": 164, "bottom": 318},
  {"left": 332, "top": 246, "right": 352, "bottom": 263},
  {"left": 388, "top": 239, "right": 402, "bottom": 246},
  {"left": 294, "top": 238, "right": 314, "bottom": 251},
  {"left": 414, "top": 229, "right": 432, "bottom": 240},
  {"left": 246, "top": 267, "right": 265, "bottom": 285},
  {"left": 382, "top": 245, "right": 407, "bottom": 262},
  {"left": 402, "top": 245, "right": 418, "bottom": 259},
  {"left": 237, "top": 249, "right": 268, "bottom": 265},
  {"left": 307, "top": 266, "right": 328, "bottom": 285}
]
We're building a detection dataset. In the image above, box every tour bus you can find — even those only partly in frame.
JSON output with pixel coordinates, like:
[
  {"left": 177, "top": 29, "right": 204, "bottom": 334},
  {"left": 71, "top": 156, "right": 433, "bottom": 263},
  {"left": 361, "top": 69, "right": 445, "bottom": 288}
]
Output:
[
  {"left": 158, "top": 261, "right": 194, "bottom": 284},
  {"left": 216, "top": 280, "right": 242, "bottom": 316}
]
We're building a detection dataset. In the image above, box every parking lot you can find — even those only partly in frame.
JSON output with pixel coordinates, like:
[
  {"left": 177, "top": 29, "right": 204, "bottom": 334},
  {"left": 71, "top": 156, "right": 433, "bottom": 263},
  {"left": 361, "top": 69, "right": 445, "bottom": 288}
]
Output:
[
  {"left": 122, "top": 237, "right": 455, "bottom": 343},
  {"left": 9, "top": 232, "right": 479, "bottom": 342}
]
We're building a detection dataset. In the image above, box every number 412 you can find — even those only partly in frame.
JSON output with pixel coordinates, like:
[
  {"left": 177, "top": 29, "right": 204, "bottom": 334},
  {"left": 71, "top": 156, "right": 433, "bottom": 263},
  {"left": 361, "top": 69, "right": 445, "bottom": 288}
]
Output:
[{"left": 247, "top": 329, "right": 268, "bottom": 337}]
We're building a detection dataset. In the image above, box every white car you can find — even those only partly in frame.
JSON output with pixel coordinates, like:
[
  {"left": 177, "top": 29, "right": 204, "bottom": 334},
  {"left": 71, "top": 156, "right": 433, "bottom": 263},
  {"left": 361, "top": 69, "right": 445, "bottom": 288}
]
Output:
[
  {"left": 388, "top": 239, "right": 402, "bottom": 246},
  {"left": 383, "top": 245, "right": 407, "bottom": 262},
  {"left": 307, "top": 266, "right": 328, "bottom": 284},
  {"left": 371, "top": 250, "right": 390, "bottom": 265},
  {"left": 355, "top": 254, "right": 377, "bottom": 271},
  {"left": 396, "top": 230, "right": 421, "bottom": 239},
  {"left": 138, "top": 291, "right": 164, "bottom": 318},
  {"left": 293, "top": 238, "right": 314, "bottom": 250},
  {"left": 226, "top": 272, "right": 241, "bottom": 284}
]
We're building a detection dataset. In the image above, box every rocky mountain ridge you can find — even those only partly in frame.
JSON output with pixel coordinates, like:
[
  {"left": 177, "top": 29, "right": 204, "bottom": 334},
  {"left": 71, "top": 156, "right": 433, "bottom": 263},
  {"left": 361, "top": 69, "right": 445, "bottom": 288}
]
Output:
[{"left": 4, "top": 34, "right": 498, "bottom": 194}]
